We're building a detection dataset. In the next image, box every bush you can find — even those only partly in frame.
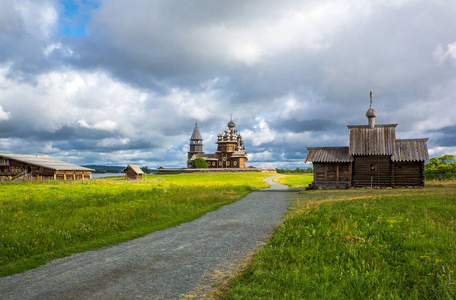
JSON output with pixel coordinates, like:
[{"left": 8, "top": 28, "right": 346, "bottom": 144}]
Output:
[{"left": 192, "top": 157, "right": 209, "bottom": 168}]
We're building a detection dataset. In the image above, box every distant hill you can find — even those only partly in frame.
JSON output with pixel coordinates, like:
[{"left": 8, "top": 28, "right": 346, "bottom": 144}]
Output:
[{"left": 83, "top": 165, "right": 124, "bottom": 174}]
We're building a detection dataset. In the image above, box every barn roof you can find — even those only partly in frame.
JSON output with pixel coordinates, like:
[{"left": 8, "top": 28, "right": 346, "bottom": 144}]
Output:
[
  {"left": 304, "top": 147, "right": 353, "bottom": 163},
  {"left": 121, "top": 164, "right": 144, "bottom": 174},
  {"left": 348, "top": 124, "right": 397, "bottom": 156},
  {"left": 391, "top": 139, "right": 429, "bottom": 162},
  {"left": 0, "top": 154, "right": 94, "bottom": 171}
]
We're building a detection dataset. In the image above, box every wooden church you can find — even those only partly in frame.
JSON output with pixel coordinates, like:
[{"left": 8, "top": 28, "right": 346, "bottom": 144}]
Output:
[
  {"left": 187, "top": 118, "right": 248, "bottom": 168},
  {"left": 304, "top": 93, "right": 429, "bottom": 189}
]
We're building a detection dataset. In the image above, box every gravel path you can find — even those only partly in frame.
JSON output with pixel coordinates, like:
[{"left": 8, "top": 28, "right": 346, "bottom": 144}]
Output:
[{"left": 0, "top": 175, "right": 294, "bottom": 299}]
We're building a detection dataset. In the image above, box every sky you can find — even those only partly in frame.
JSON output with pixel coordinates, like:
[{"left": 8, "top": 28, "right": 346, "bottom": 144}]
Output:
[{"left": 1, "top": 0, "right": 456, "bottom": 169}]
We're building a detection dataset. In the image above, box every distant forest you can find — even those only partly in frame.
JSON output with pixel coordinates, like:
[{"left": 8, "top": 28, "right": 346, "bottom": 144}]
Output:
[
  {"left": 84, "top": 165, "right": 157, "bottom": 174},
  {"left": 83, "top": 165, "right": 124, "bottom": 173},
  {"left": 276, "top": 167, "right": 313, "bottom": 174}
]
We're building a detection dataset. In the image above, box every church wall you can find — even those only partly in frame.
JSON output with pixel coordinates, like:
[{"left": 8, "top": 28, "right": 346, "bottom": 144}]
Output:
[{"left": 353, "top": 156, "right": 392, "bottom": 187}]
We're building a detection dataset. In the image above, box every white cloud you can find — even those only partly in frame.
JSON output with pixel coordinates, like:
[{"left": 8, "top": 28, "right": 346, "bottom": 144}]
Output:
[
  {"left": 0, "top": 106, "right": 10, "bottom": 121},
  {"left": 434, "top": 41, "right": 456, "bottom": 64},
  {"left": 14, "top": 0, "right": 57, "bottom": 38},
  {"left": 243, "top": 117, "right": 276, "bottom": 146},
  {"left": 44, "top": 42, "right": 74, "bottom": 57},
  {"left": 77, "top": 119, "right": 118, "bottom": 131}
]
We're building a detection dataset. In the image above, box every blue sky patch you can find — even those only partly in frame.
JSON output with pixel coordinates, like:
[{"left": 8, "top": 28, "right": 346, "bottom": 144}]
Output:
[{"left": 58, "top": 0, "right": 99, "bottom": 37}]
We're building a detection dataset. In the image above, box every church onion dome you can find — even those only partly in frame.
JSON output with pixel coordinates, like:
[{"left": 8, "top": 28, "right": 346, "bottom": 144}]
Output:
[
  {"left": 228, "top": 119, "right": 235, "bottom": 128},
  {"left": 366, "top": 107, "right": 377, "bottom": 118},
  {"left": 366, "top": 91, "right": 377, "bottom": 118}
]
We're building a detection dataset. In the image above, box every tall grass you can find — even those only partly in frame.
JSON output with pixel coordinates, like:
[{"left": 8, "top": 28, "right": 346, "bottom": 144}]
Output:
[
  {"left": 273, "top": 173, "right": 313, "bottom": 188},
  {"left": 222, "top": 182, "right": 456, "bottom": 299},
  {"left": 0, "top": 172, "right": 271, "bottom": 276}
]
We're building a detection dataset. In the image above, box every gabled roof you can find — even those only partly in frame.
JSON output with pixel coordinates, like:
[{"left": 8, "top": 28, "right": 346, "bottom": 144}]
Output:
[
  {"left": 348, "top": 124, "right": 397, "bottom": 156},
  {"left": 121, "top": 164, "right": 144, "bottom": 174},
  {"left": 391, "top": 139, "right": 429, "bottom": 162},
  {"left": 0, "top": 154, "right": 94, "bottom": 171},
  {"left": 188, "top": 153, "right": 217, "bottom": 162},
  {"left": 305, "top": 147, "right": 353, "bottom": 163},
  {"left": 190, "top": 122, "right": 203, "bottom": 140}
]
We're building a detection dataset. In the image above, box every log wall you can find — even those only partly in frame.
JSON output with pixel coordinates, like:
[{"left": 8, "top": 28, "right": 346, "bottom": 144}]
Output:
[
  {"left": 353, "top": 156, "right": 392, "bottom": 187},
  {"left": 393, "top": 161, "right": 424, "bottom": 187},
  {"left": 313, "top": 162, "right": 351, "bottom": 188}
]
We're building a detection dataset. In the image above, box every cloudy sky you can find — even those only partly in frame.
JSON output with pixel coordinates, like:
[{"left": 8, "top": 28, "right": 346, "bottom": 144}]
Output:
[{"left": 1, "top": 0, "right": 456, "bottom": 168}]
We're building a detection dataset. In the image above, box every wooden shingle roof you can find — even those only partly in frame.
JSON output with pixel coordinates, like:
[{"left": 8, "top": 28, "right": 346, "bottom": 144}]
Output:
[
  {"left": 391, "top": 139, "right": 429, "bottom": 162},
  {"left": 0, "top": 154, "right": 94, "bottom": 171},
  {"left": 348, "top": 124, "right": 397, "bottom": 156},
  {"left": 121, "top": 165, "right": 144, "bottom": 174},
  {"left": 305, "top": 147, "right": 353, "bottom": 163}
]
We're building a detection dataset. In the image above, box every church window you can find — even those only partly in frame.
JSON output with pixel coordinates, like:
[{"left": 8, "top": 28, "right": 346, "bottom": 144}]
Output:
[
  {"left": 233, "top": 161, "right": 237, "bottom": 166},
  {"left": 219, "top": 161, "right": 222, "bottom": 166},
  {"left": 227, "top": 161, "right": 230, "bottom": 166}
]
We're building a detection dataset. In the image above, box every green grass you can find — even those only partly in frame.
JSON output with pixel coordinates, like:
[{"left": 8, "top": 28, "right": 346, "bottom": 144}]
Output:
[
  {"left": 0, "top": 172, "right": 271, "bottom": 277},
  {"left": 273, "top": 173, "right": 313, "bottom": 188},
  {"left": 221, "top": 181, "right": 456, "bottom": 299}
]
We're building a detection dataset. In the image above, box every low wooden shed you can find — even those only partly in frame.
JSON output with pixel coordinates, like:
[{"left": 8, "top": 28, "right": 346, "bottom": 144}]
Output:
[
  {"left": 0, "top": 154, "right": 93, "bottom": 181},
  {"left": 121, "top": 165, "right": 144, "bottom": 180}
]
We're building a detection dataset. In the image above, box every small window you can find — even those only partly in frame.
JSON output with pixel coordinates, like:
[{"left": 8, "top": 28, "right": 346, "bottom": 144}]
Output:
[{"left": 370, "top": 164, "right": 376, "bottom": 171}]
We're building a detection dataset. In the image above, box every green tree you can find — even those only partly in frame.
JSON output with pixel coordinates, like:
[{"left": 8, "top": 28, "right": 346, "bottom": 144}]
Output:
[
  {"left": 425, "top": 154, "right": 456, "bottom": 180},
  {"left": 192, "top": 157, "right": 209, "bottom": 168},
  {"left": 140, "top": 166, "right": 150, "bottom": 174}
]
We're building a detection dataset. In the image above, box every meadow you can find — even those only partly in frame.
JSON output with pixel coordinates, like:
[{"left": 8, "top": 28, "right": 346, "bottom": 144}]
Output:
[
  {"left": 273, "top": 173, "right": 313, "bottom": 188},
  {"left": 0, "top": 172, "right": 271, "bottom": 277},
  {"left": 221, "top": 178, "right": 456, "bottom": 299}
]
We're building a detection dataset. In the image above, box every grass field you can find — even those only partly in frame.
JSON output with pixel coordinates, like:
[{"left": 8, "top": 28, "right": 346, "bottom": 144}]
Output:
[
  {"left": 273, "top": 173, "right": 313, "bottom": 188},
  {"left": 0, "top": 172, "right": 271, "bottom": 277},
  {"left": 221, "top": 181, "right": 456, "bottom": 299}
]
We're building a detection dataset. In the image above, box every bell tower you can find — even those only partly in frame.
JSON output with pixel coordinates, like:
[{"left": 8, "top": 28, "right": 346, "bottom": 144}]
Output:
[{"left": 188, "top": 121, "right": 204, "bottom": 163}]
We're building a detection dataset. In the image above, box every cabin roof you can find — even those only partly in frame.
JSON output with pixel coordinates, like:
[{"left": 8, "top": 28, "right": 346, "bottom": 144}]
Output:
[
  {"left": 0, "top": 154, "right": 94, "bottom": 171},
  {"left": 304, "top": 147, "right": 353, "bottom": 163},
  {"left": 348, "top": 124, "right": 397, "bottom": 156},
  {"left": 391, "top": 139, "right": 429, "bottom": 162},
  {"left": 121, "top": 164, "right": 144, "bottom": 174}
]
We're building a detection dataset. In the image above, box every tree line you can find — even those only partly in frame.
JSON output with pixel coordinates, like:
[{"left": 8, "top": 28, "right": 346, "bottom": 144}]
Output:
[
  {"left": 276, "top": 167, "right": 313, "bottom": 174},
  {"left": 425, "top": 154, "right": 456, "bottom": 180}
]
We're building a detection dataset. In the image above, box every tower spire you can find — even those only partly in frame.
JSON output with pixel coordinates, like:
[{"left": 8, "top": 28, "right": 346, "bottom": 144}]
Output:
[{"left": 370, "top": 91, "right": 373, "bottom": 108}]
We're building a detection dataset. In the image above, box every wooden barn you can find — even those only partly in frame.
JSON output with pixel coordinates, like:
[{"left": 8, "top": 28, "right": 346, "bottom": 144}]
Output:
[
  {"left": 304, "top": 93, "right": 429, "bottom": 189},
  {"left": 0, "top": 154, "right": 93, "bottom": 181},
  {"left": 121, "top": 165, "right": 144, "bottom": 180}
]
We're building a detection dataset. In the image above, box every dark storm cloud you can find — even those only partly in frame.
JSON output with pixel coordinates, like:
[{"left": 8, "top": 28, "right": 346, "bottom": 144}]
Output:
[
  {"left": 427, "top": 125, "right": 456, "bottom": 148},
  {"left": 1, "top": 0, "right": 456, "bottom": 167}
]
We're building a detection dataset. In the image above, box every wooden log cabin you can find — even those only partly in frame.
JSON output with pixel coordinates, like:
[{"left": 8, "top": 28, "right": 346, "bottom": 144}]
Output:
[
  {"left": 121, "top": 164, "right": 144, "bottom": 180},
  {"left": 304, "top": 93, "right": 429, "bottom": 189},
  {"left": 0, "top": 154, "right": 93, "bottom": 181}
]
